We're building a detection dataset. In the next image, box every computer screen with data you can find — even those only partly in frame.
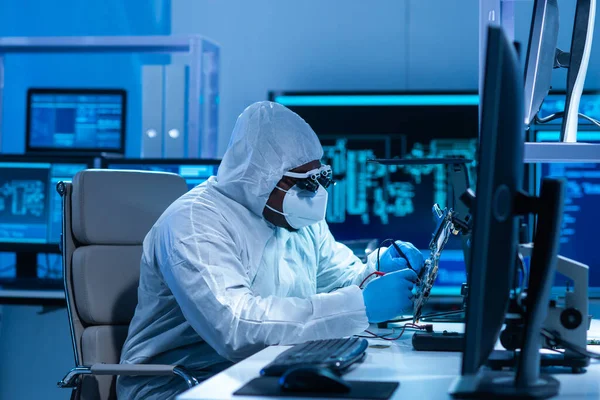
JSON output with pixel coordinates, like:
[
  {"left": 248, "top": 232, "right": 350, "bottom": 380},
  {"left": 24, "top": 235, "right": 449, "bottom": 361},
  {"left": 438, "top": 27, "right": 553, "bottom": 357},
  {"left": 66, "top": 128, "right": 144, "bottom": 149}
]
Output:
[
  {"left": 270, "top": 92, "right": 479, "bottom": 295},
  {"left": 0, "top": 158, "right": 93, "bottom": 250},
  {"left": 535, "top": 130, "right": 600, "bottom": 296},
  {"left": 26, "top": 88, "right": 126, "bottom": 153},
  {"left": 104, "top": 159, "right": 221, "bottom": 190},
  {"left": 536, "top": 91, "right": 600, "bottom": 125}
]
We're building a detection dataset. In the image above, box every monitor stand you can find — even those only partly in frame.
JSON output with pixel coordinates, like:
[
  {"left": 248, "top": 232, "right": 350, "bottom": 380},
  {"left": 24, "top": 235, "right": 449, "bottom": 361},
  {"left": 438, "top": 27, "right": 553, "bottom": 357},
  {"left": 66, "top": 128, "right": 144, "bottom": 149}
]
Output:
[
  {"left": 414, "top": 162, "right": 472, "bottom": 350},
  {"left": 0, "top": 252, "right": 62, "bottom": 290},
  {"left": 16, "top": 251, "right": 38, "bottom": 279},
  {"left": 0, "top": 252, "right": 38, "bottom": 289}
]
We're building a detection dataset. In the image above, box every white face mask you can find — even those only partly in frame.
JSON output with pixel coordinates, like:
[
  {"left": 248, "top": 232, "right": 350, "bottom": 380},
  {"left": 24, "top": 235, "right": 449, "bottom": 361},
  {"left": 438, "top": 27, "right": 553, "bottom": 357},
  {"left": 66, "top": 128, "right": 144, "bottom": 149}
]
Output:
[{"left": 266, "top": 185, "right": 328, "bottom": 229}]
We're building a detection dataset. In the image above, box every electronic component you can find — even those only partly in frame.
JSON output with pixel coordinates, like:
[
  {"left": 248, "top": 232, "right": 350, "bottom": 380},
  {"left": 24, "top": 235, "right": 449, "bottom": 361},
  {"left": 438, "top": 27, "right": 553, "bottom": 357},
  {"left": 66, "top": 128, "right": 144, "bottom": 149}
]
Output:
[
  {"left": 412, "top": 330, "right": 465, "bottom": 352},
  {"left": 488, "top": 243, "right": 591, "bottom": 373},
  {"left": 413, "top": 204, "right": 459, "bottom": 322}
]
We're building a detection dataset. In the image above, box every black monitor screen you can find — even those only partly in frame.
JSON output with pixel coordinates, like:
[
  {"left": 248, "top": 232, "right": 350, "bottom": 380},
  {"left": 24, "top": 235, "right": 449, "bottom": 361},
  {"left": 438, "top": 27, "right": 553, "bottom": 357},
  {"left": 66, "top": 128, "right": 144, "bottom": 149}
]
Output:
[
  {"left": 536, "top": 131, "right": 600, "bottom": 296},
  {"left": 105, "top": 160, "right": 220, "bottom": 190},
  {"left": 26, "top": 89, "right": 126, "bottom": 153},
  {"left": 0, "top": 159, "right": 91, "bottom": 248},
  {"left": 271, "top": 92, "right": 479, "bottom": 295}
]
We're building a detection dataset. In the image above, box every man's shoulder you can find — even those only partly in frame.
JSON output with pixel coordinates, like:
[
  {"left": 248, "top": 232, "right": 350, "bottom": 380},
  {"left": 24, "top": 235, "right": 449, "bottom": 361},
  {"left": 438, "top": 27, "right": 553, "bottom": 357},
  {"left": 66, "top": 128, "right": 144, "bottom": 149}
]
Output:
[{"left": 158, "top": 185, "right": 231, "bottom": 230}]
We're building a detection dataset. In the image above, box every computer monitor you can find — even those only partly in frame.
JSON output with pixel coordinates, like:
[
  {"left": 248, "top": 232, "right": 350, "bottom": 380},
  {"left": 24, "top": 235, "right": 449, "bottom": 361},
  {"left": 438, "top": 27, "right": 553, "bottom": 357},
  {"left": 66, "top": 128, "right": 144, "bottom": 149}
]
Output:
[
  {"left": 523, "top": 0, "right": 559, "bottom": 126},
  {"left": 102, "top": 158, "right": 221, "bottom": 190},
  {"left": 453, "top": 25, "right": 564, "bottom": 399},
  {"left": 460, "top": 24, "right": 525, "bottom": 377},
  {"left": 535, "top": 130, "right": 600, "bottom": 296},
  {"left": 26, "top": 88, "right": 126, "bottom": 154},
  {"left": 270, "top": 91, "right": 479, "bottom": 296},
  {"left": 0, "top": 155, "right": 95, "bottom": 284},
  {"left": 451, "top": 25, "right": 527, "bottom": 397}
]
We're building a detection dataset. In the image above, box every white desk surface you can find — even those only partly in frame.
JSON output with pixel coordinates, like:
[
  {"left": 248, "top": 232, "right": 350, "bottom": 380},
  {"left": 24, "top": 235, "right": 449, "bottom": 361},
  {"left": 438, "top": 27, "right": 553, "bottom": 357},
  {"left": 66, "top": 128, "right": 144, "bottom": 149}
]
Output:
[{"left": 178, "top": 321, "right": 600, "bottom": 400}]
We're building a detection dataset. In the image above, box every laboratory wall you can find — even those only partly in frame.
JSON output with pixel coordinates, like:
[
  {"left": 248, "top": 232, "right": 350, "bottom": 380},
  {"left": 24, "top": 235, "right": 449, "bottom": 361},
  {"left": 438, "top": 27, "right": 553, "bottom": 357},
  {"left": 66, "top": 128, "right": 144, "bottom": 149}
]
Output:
[
  {"left": 171, "top": 0, "right": 600, "bottom": 156},
  {"left": 0, "top": 1, "right": 170, "bottom": 399},
  {"left": 171, "top": 0, "right": 480, "bottom": 155}
]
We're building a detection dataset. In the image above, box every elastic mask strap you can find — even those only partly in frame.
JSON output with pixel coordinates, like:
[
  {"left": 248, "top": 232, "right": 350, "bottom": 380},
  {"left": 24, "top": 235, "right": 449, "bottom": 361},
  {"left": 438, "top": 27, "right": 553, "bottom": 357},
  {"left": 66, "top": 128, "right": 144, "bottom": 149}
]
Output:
[
  {"left": 265, "top": 204, "right": 289, "bottom": 216},
  {"left": 274, "top": 185, "right": 289, "bottom": 193}
]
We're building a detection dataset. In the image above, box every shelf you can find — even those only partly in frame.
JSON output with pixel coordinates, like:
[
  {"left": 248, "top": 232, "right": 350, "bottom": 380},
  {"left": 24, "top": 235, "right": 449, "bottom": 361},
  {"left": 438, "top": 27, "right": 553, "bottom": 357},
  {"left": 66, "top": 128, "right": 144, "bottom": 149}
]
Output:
[
  {"left": 0, "top": 35, "right": 206, "bottom": 54},
  {"left": 368, "top": 157, "right": 473, "bottom": 165},
  {"left": 524, "top": 142, "right": 600, "bottom": 163},
  {"left": 0, "top": 289, "right": 66, "bottom": 306}
]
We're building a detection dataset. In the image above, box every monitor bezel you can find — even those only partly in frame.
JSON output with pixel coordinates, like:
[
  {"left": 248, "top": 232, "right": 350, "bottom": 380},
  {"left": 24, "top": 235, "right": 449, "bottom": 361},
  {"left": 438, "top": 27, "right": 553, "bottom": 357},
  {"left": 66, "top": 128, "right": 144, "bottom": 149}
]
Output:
[
  {"left": 268, "top": 90, "right": 479, "bottom": 102},
  {"left": 25, "top": 88, "right": 127, "bottom": 154},
  {"left": 101, "top": 157, "right": 222, "bottom": 169},
  {"left": 0, "top": 154, "right": 96, "bottom": 253},
  {"left": 460, "top": 25, "right": 524, "bottom": 375}
]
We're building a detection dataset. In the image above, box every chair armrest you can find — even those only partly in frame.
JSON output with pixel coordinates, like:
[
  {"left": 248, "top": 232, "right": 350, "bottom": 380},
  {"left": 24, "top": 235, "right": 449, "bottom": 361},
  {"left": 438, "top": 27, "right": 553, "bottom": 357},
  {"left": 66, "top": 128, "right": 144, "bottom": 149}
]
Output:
[
  {"left": 58, "top": 364, "right": 199, "bottom": 389},
  {"left": 91, "top": 363, "right": 178, "bottom": 375}
]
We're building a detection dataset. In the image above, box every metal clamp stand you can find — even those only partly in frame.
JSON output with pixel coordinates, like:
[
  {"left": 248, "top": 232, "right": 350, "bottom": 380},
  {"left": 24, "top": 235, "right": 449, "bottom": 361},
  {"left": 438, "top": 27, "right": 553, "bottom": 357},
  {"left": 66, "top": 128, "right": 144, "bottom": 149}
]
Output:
[
  {"left": 487, "top": 244, "right": 591, "bottom": 373},
  {"left": 368, "top": 158, "right": 472, "bottom": 334}
]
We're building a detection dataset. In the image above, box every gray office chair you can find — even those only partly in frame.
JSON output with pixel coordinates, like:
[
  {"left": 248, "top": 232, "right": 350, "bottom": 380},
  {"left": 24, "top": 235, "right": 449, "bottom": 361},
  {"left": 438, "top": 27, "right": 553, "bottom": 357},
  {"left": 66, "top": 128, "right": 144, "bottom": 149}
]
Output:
[{"left": 56, "top": 169, "right": 197, "bottom": 400}]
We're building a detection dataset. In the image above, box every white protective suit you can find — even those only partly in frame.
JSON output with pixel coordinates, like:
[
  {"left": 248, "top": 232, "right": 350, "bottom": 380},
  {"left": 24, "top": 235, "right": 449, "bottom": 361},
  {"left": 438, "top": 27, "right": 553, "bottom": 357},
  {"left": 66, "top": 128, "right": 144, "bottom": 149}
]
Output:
[{"left": 117, "top": 101, "right": 379, "bottom": 399}]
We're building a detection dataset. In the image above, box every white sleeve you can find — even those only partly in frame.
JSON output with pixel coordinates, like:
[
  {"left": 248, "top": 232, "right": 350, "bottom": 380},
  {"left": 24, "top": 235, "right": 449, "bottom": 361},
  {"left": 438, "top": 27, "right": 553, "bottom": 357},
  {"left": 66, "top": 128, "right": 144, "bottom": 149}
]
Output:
[
  {"left": 314, "top": 221, "right": 378, "bottom": 293},
  {"left": 159, "top": 223, "right": 369, "bottom": 362}
]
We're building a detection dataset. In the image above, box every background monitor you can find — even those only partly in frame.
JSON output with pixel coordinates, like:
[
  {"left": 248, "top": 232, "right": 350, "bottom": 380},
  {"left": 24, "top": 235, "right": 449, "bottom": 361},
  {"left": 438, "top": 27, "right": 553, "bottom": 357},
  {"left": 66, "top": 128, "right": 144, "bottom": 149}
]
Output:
[
  {"left": 535, "top": 130, "right": 600, "bottom": 296},
  {"left": 270, "top": 91, "right": 479, "bottom": 296},
  {"left": 103, "top": 158, "right": 221, "bottom": 190},
  {"left": 536, "top": 90, "right": 600, "bottom": 125},
  {"left": 26, "top": 88, "right": 126, "bottom": 154},
  {"left": 458, "top": 24, "right": 524, "bottom": 381},
  {"left": 523, "top": 0, "right": 559, "bottom": 126},
  {"left": 0, "top": 155, "right": 95, "bottom": 284}
]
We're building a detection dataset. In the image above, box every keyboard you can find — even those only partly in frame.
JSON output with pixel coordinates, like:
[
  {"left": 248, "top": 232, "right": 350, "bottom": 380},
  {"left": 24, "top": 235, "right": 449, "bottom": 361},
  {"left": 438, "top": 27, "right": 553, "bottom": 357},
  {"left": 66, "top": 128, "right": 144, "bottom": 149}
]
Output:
[{"left": 260, "top": 337, "right": 369, "bottom": 377}]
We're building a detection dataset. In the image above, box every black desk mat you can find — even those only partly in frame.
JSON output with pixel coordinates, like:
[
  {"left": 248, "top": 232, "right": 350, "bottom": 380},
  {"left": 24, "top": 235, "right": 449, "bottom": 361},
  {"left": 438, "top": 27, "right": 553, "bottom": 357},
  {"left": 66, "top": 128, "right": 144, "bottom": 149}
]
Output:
[{"left": 234, "top": 377, "right": 399, "bottom": 399}]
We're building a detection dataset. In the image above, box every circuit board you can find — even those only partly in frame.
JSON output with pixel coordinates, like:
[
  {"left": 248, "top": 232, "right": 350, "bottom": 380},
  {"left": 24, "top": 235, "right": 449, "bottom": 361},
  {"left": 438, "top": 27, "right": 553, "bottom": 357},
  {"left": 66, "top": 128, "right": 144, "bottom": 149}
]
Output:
[{"left": 413, "top": 204, "right": 457, "bottom": 323}]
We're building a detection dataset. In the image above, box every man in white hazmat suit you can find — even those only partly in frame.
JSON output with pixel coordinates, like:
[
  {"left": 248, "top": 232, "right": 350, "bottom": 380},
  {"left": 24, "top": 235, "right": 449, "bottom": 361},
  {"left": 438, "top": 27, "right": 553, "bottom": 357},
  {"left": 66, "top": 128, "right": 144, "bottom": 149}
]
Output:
[{"left": 118, "top": 101, "right": 424, "bottom": 399}]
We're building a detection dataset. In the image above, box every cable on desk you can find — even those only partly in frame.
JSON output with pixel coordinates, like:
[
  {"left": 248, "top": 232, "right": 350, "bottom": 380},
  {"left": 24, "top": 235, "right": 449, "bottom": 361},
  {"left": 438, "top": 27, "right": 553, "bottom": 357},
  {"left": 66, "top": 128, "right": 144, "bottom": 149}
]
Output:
[
  {"left": 357, "top": 323, "right": 431, "bottom": 341},
  {"left": 356, "top": 331, "right": 396, "bottom": 339},
  {"left": 386, "top": 309, "right": 465, "bottom": 324},
  {"left": 542, "top": 328, "right": 600, "bottom": 360}
]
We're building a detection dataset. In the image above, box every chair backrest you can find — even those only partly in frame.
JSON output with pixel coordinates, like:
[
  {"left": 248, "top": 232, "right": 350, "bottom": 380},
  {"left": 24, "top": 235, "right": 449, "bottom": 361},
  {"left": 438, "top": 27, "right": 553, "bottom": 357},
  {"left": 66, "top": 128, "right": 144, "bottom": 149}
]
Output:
[{"left": 60, "top": 169, "right": 188, "bottom": 400}]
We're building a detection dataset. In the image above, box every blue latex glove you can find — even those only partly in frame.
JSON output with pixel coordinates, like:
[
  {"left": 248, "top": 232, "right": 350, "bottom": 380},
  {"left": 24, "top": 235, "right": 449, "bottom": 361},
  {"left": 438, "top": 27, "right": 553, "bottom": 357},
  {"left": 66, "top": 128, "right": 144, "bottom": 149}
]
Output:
[
  {"left": 378, "top": 240, "right": 425, "bottom": 275},
  {"left": 362, "top": 269, "right": 418, "bottom": 323}
]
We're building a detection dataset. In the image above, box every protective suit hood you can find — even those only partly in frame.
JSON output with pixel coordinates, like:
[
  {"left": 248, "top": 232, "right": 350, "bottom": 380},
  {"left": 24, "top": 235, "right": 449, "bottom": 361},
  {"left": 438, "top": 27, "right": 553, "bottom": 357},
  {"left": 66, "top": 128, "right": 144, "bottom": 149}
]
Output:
[{"left": 215, "top": 101, "right": 324, "bottom": 217}]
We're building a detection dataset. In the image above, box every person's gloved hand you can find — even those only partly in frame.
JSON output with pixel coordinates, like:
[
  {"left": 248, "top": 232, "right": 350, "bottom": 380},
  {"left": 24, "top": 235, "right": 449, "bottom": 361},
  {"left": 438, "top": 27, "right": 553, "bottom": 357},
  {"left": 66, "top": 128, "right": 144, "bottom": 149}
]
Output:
[
  {"left": 378, "top": 240, "right": 425, "bottom": 275},
  {"left": 362, "top": 269, "right": 418, "bottom": 323}
]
